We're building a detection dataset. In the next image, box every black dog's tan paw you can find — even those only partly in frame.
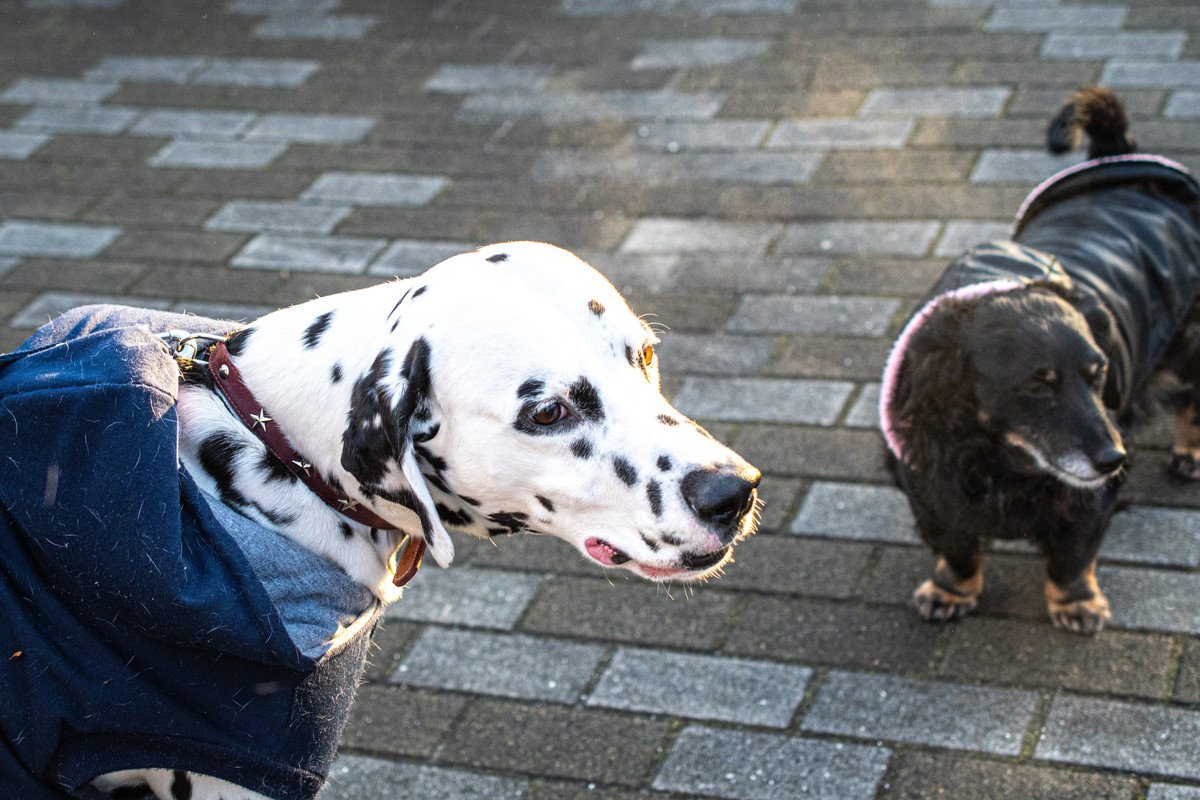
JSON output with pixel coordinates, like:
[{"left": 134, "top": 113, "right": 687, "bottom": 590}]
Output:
[
  {"left": 1048, "top": 593, "right": 1111, "bottom": 635},
  {"left": 1169, "top": 452, "right": 1200, "bottom": 481},
  {"left": 914, "top": 579, "right": 979, "bottom": 622}
]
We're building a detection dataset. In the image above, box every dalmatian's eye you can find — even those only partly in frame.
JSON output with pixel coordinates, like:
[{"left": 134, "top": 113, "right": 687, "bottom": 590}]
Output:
[
  {"left": 641, "top": 343, "right": 655, "bottom": 366},
  {"left": 531, "top": 400, "right": 570, "bottom": 426}
]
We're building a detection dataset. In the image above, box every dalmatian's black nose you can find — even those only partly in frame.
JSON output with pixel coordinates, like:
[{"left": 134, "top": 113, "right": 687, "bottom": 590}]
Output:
[{"left": 680, "top": 465, "right": 761, "bottom": 532}]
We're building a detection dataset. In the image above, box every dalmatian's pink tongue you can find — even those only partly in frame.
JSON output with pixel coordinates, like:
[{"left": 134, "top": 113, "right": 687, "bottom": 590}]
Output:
[{"left": 585, "top": 537, "right": 629, "bottom": 566}]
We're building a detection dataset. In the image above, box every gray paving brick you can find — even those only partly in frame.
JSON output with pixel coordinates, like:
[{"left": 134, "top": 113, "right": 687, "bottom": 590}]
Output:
[
  {"left": 727, "top": 295, "right": 901, "bottom": 336},
  {"left": 986, "top": 5, "right": 1127, "bottom": 31},
  {"left": 934, "top": 220, "right": 1012, "bottom": 257},
  {"left": 14, "top": 106, "right": 139, "bottom": 135},
  {"left": 1042, "top": 32, "right": 1186, "bottom": 61},
  {"left": 971, "top": 149, "right": 1085, "bottom": 183},
  {"left": 532, "top": 150, "right": 821, "bottom": 186},
  {"left": 1102, "top": 60, "right": 1200, "bottom": 89},
  {"left": 587, "top": 648, "right": 810, "bottom": 727},
  {"left": 767, "top": 118, "right": 915, "bottom": 150},
  {"left": 130, "top": 109, "right": 257, "bottom": 139},
  {"left": 0, "top": 220, "right": 121, "bottom": 259},
  {"left": 204, "top": 200, "right": 351, "bottom": 234},
  {"left": 654, "top": 333, "right": 776, "bottom": 376},
  {"left": 149, "top": 140, "right": 286, "bottom": 169},
  {"left": 859, "top": 87, "right": 1010, "bottom": 119},
  {"left": 1149, "top": 786, "right": 1200, "bottom": 800},
  {"left": 779, "top": 221, "right": 940, "bottom": 256},
  {"left": 586, "top": 251, "right": 828, "bottom": 294},
  {"left": 843, "top": 382, "right": 881, "bottom": 428},
  {"left": 11, "top": 291, "right": 169, "bottom": 328},
  {"left": 681, "top": 0, "right": 795, "bottom": 11},
  {"left": 0, "top": 258, "right": 18, "bottom": 278},
  {"left": 653, "top": 726, "right": 889, "bottom": 800},
  {"left": 391, "top": 627, "right": 605, "bottom": 703},
  {"left": 26, "top": 0, "right": 125, "bottom": 6},
  {"left": 1, "top": 78, "right": 119, "bottom": 107},
  {"left": 231, "top": 233, "right": 387, "bottom": 273},
  {"left": 423, "top": 65, "right": 555, "bottom": 93},
  {"left": 458, "top": 91, "right": 725, "bottom": 123},
  {"left": 242, "top": 113, "right": 377, "bottom": 143},
  {"left": 560, "top": 0, "right": 679, "bottom": 14},
  {"left": 673, "top": 376, "right": 853, "bottom": 425},
  {"left": 83, "top": 55, "right": 209, "bottom": 84},
  {"left": 1036, "top": 695, "right": 1200, "bottom": 780},
  {"left": 191, "top": 58, "right": 320, "bottom": 88},
  {"left": 171, "top": 300, "right": 271, "bottom": 321},
  {"left": 791, "top": 481, "right": 917, "bottom": 543},
  {"left": 631, "top": 120, "right": 771, "bottom": 151},
  {"left": 384, "top": 566, "right": 544, "bottom": 630},
  {"left": 255, "top": 14, "right": 378, "bottom": 40},
  {"left": 1166, "top": 91, "right": 1200, "bottom": 118},
  {"left": 228, "top": 0, "right": 338, "bottom": 13},
  {"left": 367, "top": 239, "right": 471, "bottom": 276},
  {"left": 301, "top": 171, "right": 448, "bottom": 207},
  {"left": 0, "top": 131, "right": 49, "bottom": 160},
  {"left": 631, "top": 38, "right": 770, "bottom": 70},
  {"left": 620, "top": 217, "right": 779, "bottom": 254},
  {"left": 1100, "top": 507, "right": 1200, "bottom": 568},
  {"left": 1097, "top": 565, "right": 1200, "bottom": 634},
  {"left": 323, "top": 754, "right": 527, "bottom": 800},
  {"left": 805, "top": 671, "right": 1037, "bottom": 755}
]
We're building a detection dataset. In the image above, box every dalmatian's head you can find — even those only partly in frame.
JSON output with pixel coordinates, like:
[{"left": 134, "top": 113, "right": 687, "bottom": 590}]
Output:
[{"left": 358, "top": 242, "right": 760, "bottom": 582}]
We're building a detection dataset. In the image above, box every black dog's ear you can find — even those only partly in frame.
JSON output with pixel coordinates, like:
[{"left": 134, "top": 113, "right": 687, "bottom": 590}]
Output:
[
  {"left": 894, "top": 301, "right": 978, "bottom": 443},
  {"left": 1065, "top": 288, "right": 1125, "bottom": 409}
]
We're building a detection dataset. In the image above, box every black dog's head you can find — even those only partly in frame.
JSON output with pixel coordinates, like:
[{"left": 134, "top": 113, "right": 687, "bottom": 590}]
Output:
[{"left": 896, "top": 286, "right": 1125, "bottom": 488}]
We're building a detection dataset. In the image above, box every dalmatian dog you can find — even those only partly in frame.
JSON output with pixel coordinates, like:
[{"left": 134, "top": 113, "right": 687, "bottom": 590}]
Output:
[{"left": 54, "top": 242, "right": 759, "bottom": 799}]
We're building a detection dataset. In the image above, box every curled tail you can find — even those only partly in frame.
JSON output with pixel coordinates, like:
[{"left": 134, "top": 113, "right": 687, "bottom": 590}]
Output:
[{"left": 1047, "top": 85, "right": 1137, "bottom": 159}]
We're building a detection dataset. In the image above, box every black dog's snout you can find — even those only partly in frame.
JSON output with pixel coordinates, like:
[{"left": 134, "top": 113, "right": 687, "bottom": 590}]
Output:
[
  {"left": 680, "top": 466, "right": 761, "bottom": 531},
  {"left": 1091, "top": 444, "right": 1127, "bottom": 475}
]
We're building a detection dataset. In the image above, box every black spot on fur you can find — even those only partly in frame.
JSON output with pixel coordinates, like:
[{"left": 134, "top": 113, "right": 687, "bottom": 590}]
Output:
[
  {"left": 331, "top": 363, "right": 343, "bottom": 383},
  {"left": 486, "top": 252, "right": 508, "bottom": 263},
  {"left": 460, "top": 494, "right": 482, "bottom": 507},
  {"left": 646, "top": 479, "right": 663, "bottom": 517},
  {"left": 199, "top": 432, "right": 248, "bottom": 508},
  {"left": 488, "top": 527, "right": 512, "bottom": 537},
  {"left": 639, "top": 532, "right": 660, "bottom": 553},
  {"left": 425, "top": 471, "right": 451, "bottom": 493},
  {"left": 260, "top": 450, "right": 298, "bottom": 483},
  {"left": 569, "top": 376, "right": 605, "bottom": 422},
  {"left": 225, "top": 327, "right": 253, "bottom": 356},
  {"left": 536, "top": 494, "right": 555, "bottom": 512},
  {"left": 588, "top": 299, "right": 606, "bottom": 316},
  {"left": 657, "top": 414, "right": 679, "bottom": 426},
  {"left": 571, "top": 438, "right": 593, "bottom": 459},
  {"left": 339, "top": 522, "right": 354, "bottom": 540},
  {"left": 518, "top": 378, "right": 544, "bottom": 399},
  {"left": 303, "top": 310, "right": 334, "bottom": 350},
  {"left": 412, "top": 285, "right": 428, "bottom": 299},
  {"left": 413, "top": 421, "right": 440, "bottom": 443},
  {"left": 415, "top": 443, "right": 448, "bottom": 474},
  {"left": 489, "top": 511, "right": 528, "bottom": 532},
  {"left": 625, "top": 344, "right": 636, "bottom": 367},
  {"left": 657, "top": 455, "right": 673, "bottom": 472},
  {"left": 613, "top": 456, "right": 638, "bottom": 487},
  {"left": 170, "top": 771, "right": 192, "bottom": 800},
  {"left": 328, "top": 474, "right": 344, "bottom": 494},
  {"left": 437, "top": 503, "right": 472, "bottom": 527},
  {"left": 340, "top": 349, "right": 395, "bottom": 487},
  {"left": 661, "top": 531, "right": 685, "bottom": 547}
]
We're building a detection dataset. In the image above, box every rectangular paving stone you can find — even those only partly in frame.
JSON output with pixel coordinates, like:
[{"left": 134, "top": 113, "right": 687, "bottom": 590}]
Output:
[
  {"left": 791, "top": 481, "right": 918, "bottom": 544},
  {"left": 682, "top": 0, "right": 795, "bottom": 11},
  {"left": 1167, "top": 91, "right": 1200, "bottom": 118},
  {"left": 1102, "top": 60, "right": 1200, "bottom": 89},
  {"left": 1098, "top": 565, "right": 1200, "bottom": 634},
  {"left": 423, "top": 64, "right": 555, "bottom": 93},
  {"left": 191, "top": 58, "right": 320, "bottom": 88},
  {"left": 971, "top": 149, "right": 1085, "bottom": 183},
  {"left": 255, "top": 14, "right": 378, "bottom": 40},
  {"left": 11, "top": 291, "right": 170, "bottom": 328},
  {"left": 26, "top": 0, "right": 125, "bottom": 6},
  {"left": 14, "top": 106, "right": 139, "bottom": 135},
  {"left": 986, "top": 5, "right": 1127, "bottom": 31},
  {"left": 0, "top": 220, "right": 121, "bottom": 258},
  {"left": 1, "top": 78, "right": 119, "bottom": 107},
  {"left": 1149, "top": 787, "right": 1200, "bottom": 800},
  {"left": 458, "top": 91, "right": 725, "bottom": 122},
  {"left": 934, "top": 220, "right": 1012, "bottom": 256},
  {"left": 171, "top": 300, "right": 270, "bottom": 321},
  {"left": 880, "top": 750, "right": 1139, "bottom": 800},
  {"left": 673, "top": 376, "right": 853, "bottom": 424},
  {"left": 368, "top": 239, "right": 471, "bottom": 276},
  {"left": 653, "top": 726, "right": 890, "bottom": 800},
  {"left": 0, "top": 131, "right": 48, "bottom": 160},
  {"left": 150, "top": 140, "right": 286, "bottom": 169},
  {"left": 1100, "top": 506, "right": 1200, "bottom": 568},
  {"left": 1037, "top": 695, "right": 1200, "bottom": 779},
  {"left": 532, "top": 150, "right": 821, "bottom": 186},
  {"left": 1042, "top": 32, "right": 1186, "bottom": 60},
  {"left": 767, "top": 118, "right": 915, "bottom": 150},
  {"left": 231, "top": 233, "right": 387, "bottom": 273},
  {"left": 228, "top": 0, "right": 338, "bottom": 12},
  {"left": 804, "top": 671, "right": 1038, "bottom": 755},
  {"left": 391, "top": 627, "right": 605, "bottom": 703},
  {"left": 843, "top": 382, "right": 881, "bottom": 428},
  {"left": 653, "top": 333, "right": 775, "bottom": 376},
  {"left": 130, "top": 109, "right": 257, "bottom": 139},
  {"left": 620, "top": 217, "right": 778, "bottom": 254},
  {"left": 859, "top": 87, "right": 1010, "bottom": 119},
  {"left": 779, "top": 220, "right": 940, "bottom": 256},
  {"left": 323, "top": 754, "right": 527, "bottom": 800},
  {"left": 727, "top": 295, "right": 900, "bottom": 336},
  {"left": 301, "top": 171, "right": 448, "bottom": 206},
  {"left": 631, "top": 120, "right": 771, "bottom": 151},
  {"left": 383, "top": 566, "right": 543, "bottom": 630},
  {"left": 586, "top": 647, "right": 810, "bottom": 726},
  {"left": 242, "top": 113, "right": 377, "bottom": 143},
  {"left": 630, "top": 38, "right": 770, "bottom": 70},
  {"left": 204, "top": 200, "right": 351, "bottom": 234},
  {"left": 83, "top": 55, "right": 209, "bottom": 84}
]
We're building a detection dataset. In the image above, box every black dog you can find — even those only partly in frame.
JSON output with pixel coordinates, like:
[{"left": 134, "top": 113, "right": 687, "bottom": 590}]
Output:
[{"left": 879, "top": 87, "right": 1200, "bottom": 634}]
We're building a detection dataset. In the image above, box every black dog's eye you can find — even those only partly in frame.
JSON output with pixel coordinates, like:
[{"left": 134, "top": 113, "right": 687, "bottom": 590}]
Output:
[
  {"left": 1025, "top": 368, "right": 1058, "bottom": 396},
  {"left": 530, "top": 400, "right": 570, "bottom": 426},
  {"left": 1085, "top": 362, "right": 1108, "bottom": 388}
]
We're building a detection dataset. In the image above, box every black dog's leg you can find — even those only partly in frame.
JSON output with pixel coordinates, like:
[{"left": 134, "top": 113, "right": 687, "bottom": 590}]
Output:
[
  {"left": 1169, "top": 401, "right": 1200, "bottom": 480},
  {"left": 913, "top": 529, "right": 984, "bottom": 622},
  {"left": 1042, "top": 492, "right": 1116, "bottom": 634}
]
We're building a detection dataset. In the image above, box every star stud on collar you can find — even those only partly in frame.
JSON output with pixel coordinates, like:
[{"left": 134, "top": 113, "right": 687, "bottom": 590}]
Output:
[
  {"left": 250, "top": 409, "right": 272, "bottom": 430},
  {"left": 338, "top": 497, "right": 360, "bottom": 512},
  {"left": 292, "top": 460, "right": 313, "bottom": 476}
]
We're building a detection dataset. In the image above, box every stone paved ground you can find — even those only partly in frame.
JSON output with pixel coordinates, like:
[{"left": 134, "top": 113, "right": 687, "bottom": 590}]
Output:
[{"left": 3, "top": 0, "right": 1200, "bottom": 797}]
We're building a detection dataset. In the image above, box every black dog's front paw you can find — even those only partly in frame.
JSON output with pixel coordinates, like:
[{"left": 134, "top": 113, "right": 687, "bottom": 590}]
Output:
[
  {"left": 1048, "top": 593, "right": 1111, "bottom": 635},
  {"left": 1170, "top": 453, "right": 1200, "bottom": 481},
  {"left": 913, "top": 579, "right": 979, "bottom": 622}
]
